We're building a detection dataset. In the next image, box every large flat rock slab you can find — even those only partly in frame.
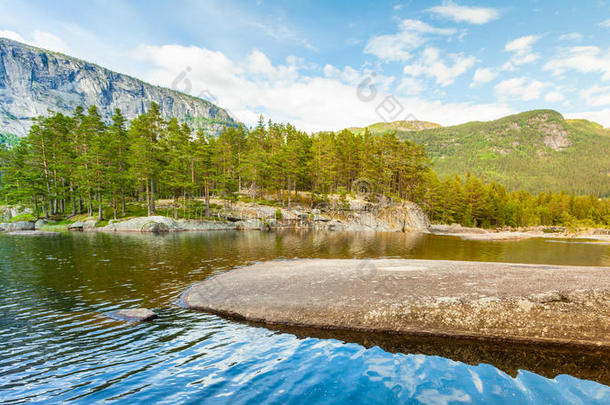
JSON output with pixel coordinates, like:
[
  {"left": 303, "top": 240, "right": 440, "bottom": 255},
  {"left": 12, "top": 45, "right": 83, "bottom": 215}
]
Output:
[{"left": 184, "top": 259, "right": 610, "bottom": 347}]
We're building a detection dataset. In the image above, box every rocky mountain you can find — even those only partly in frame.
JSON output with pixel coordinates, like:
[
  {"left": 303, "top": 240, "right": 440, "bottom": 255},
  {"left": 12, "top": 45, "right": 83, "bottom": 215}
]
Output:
[{"left": 0, "top": 37, "right": 238, "bottom": 140}]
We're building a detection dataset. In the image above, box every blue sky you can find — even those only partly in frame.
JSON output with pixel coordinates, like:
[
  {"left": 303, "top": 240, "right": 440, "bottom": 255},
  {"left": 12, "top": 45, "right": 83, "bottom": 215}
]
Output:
[{"left": 1, "top": 0, "right": 610, "bottom": 130}]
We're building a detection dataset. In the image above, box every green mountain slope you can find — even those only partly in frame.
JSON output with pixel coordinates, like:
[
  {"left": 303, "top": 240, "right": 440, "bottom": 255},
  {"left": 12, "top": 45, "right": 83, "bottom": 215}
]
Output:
[{"left": 362, "top": 110, "right": 610, "bottom": 196}]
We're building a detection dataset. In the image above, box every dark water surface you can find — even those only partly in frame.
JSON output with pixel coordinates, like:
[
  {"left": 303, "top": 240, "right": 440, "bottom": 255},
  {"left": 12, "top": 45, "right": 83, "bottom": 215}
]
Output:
[{"left": 0, "top": 231, "right": 609, "bottom": 404}]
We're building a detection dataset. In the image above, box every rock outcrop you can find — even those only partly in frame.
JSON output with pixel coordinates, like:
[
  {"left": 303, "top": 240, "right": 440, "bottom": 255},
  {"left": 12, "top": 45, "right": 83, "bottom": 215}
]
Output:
[
  {"left": 184, "top": 259, "right": 610, "bottom": 348},
  {"left": 0, "top": 205, "right": 32, "bottom": 221},
  {"left": 0, "top": 38, "right": 237, "bottom": 138}
]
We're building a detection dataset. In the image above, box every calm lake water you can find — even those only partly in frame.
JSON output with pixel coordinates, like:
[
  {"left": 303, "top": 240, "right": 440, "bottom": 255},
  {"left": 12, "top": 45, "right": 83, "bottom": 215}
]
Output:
[{"left": 1, "top": 230, "right": 609, "bottom": 404}]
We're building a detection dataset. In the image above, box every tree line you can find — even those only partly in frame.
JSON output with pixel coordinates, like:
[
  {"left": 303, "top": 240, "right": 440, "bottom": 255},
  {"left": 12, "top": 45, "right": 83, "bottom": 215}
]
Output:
[
  {"left": 0, "top": 104, "right": 429, "bottom": 220},
  {"left": 419, "top": 172, "right": 610, "bottom": 228},
  {"left": 0, "top": 104, "right": 608, "bottom": 228}
]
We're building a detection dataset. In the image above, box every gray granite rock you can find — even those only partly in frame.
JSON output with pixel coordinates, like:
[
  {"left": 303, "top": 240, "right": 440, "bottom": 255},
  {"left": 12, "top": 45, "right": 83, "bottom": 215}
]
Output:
[
  {"left": 0, "top": 221, "right": 35, "bottom": 232},
  {"left": 68, "top": 219, "right": 98, "bottom": 231},
  {"left": 108, "top": 308, "right": 157, "bottom": 322},
  {"left": 34, "top": 219, "right": 48, "bottom": 229},
  {"left": 0, "top": 38, "right": 237, "bottom": 138},
  {"left": 184, "top": 259, "right": 610, "bottom": 347}
]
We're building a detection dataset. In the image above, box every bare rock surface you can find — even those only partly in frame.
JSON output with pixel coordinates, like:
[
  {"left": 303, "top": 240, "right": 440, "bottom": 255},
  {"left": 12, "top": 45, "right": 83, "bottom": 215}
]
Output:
[
  {"left": 108, "top": 308, "right": 157, "bottom": 322},
  {"left": 184, "top": 259, "right": 610, "bottom": 347}
]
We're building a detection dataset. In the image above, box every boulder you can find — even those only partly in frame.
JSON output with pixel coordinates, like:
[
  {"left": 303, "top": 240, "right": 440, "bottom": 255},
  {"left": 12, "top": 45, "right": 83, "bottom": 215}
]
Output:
[
  {"left": 108, "top": 308, "right": 157, "bottom": 322},
  {"left": 0, "top": 221, "right": 35, "bottom": 232},
  {"left": 101, "top": 216, "right": 180, "bottom": 232},
  {"left": 141, "top": 221, "right": 170, "bottom": 233},
  {"left": 68, "top": 219, "right": 99, "bottom": 231},
  {"left": 35, "top": 219, "right": 48, "bottom": 229}
]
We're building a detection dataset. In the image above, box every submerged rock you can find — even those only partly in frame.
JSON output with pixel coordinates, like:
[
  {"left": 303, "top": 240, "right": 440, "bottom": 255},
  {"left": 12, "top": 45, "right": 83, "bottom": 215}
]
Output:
[
  {"left": 184, "top": 259, "right": 610, "bottom": 347},
  {"left": 108, "top": 308, "right": 157, "bottom": 322}
]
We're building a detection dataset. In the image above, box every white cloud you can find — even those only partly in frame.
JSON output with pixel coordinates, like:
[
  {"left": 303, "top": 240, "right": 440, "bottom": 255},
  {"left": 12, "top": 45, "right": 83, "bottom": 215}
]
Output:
[
  {"left": 323, "top": 64, "right": 395, "bottom": 90},
  {"left": 427, "top": 1, "right": 500, "bottom": 25},
  {"left": 600, "top": 19, "right": 610, "bottom": 28},
  {"left": 544, "top": 46, "right": 610, "bottom": 81},
  {"left": 0, "top": 29, "right": 70, "bottom": 53},
  {"left": 364, "top": 19, "right": 456, "bottom": 62},
  {"left": 0, "top": 29, "right": 25, "bottom": 42},
  {"left": 471, "top": 67, "right": 498, "bottom": 86},
  {"left": 495, "top": 77, "right": 550, "bottom": 101},
  {"left": 580, "top": 85, "right": 610, "bottom": 106},
  {"left": 559, "top": 32, "right": 583, "bottom": 41},
  {"left": 565, "top": 109, "right": 610, "bottom": 127},
  {"left": 544, "top": 91, "right": 564, "bottom": 102},
  {"left": 504, "top": 35, "right": 540, "bottom": 65},
  {"left": 402, "top": 47, "right": 476, "bottom": 86},
  {"left": 134, "top": 43, "right": 512, "bottom": 131}
]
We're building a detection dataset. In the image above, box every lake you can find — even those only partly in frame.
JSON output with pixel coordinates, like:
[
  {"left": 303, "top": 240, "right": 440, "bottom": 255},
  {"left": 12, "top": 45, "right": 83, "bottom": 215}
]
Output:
[{"left": 1, "top": 230, "right": 609, "bottom": 404}]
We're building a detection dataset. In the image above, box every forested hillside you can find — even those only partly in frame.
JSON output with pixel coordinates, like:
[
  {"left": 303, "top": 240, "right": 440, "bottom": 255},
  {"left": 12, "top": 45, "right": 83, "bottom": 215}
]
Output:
[{"left": 363, "top": 110, "right": 610, "bottom": 196}]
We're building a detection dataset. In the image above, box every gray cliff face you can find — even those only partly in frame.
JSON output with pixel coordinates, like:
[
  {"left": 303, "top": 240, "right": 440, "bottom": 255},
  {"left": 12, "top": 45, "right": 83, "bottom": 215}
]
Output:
[{"left": 0, "top": 38, "right": 238, "bottom": 137}]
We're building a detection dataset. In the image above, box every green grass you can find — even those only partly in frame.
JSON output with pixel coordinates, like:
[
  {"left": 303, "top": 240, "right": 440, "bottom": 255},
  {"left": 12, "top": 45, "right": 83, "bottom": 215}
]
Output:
[{"left": 8, "top": 213, "right": 37, "bottom": 222}]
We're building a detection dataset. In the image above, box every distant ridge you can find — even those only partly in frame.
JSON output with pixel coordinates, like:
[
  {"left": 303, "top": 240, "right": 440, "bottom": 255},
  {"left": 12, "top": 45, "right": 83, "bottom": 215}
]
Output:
[
  {"left": 394, "top": 110, "right": 609, "bottom": 195},
  {"left": 0, "top": 37, "right": 238, "bottom": 139},
  {"left": 346, "top": 120, "right": 441, "bottom": 135}
]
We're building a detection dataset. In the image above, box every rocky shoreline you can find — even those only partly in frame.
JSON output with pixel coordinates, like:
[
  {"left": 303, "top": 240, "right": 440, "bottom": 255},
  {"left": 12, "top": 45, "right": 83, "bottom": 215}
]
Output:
[
  {"left": 2, "top": 202, "right": 609, "bottom": 239},
  {"left": 183, "top": 259, "right": 610, "bottom": 348},
  {"left": 429, "top": 224, "right": 610, "bottom": 242}
]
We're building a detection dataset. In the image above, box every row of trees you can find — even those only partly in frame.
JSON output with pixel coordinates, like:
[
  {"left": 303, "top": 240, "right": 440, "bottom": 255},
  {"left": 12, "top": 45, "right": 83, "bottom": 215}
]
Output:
[
  {"left": 420, "top": 172, "right": 610, "bottom": 228},
  {"left": 0, "top": 104, "right": 430, "bottom": 220}
]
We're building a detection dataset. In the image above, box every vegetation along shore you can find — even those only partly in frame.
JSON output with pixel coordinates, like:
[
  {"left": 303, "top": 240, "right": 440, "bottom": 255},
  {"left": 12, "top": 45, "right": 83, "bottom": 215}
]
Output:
[{"left": 0, "top": 105, "right": 608, "bottom": 235}]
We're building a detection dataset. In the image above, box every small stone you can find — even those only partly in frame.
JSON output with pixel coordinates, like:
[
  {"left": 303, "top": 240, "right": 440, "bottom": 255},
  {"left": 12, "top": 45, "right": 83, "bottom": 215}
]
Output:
[{"left": 108, "top": 308, "right": 157, "bottom": 322}]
